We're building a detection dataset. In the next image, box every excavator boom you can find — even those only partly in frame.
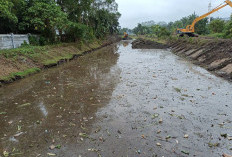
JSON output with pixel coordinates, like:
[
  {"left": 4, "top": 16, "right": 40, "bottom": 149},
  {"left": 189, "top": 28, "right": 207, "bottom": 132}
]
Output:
[{"left": 177, "top": 0, "right": 232, "bottom": 37}]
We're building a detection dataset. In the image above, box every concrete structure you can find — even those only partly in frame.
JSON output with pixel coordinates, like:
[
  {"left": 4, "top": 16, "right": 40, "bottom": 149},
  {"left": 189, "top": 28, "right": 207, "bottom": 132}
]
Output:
[{"left": 0, "top": 34, "right": 29, "bottom": 50}]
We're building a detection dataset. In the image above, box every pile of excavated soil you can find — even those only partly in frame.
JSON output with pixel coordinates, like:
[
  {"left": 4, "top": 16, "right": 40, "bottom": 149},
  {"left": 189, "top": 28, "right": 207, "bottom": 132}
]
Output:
[
  {"left": 132, "top": 38, "right": 169, "bottom": 49},
  {"left": 168, "top": 38, "right": 232, "bottom": 80}
]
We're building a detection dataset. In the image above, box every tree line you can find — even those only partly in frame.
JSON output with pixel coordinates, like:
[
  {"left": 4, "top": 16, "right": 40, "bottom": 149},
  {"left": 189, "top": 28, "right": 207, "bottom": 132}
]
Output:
[
  {"left": 120, "top": 13, "right": 232, "bottom": 38},
  {"left": 0, "top": 0, "right": 121, "bottom": 45}
]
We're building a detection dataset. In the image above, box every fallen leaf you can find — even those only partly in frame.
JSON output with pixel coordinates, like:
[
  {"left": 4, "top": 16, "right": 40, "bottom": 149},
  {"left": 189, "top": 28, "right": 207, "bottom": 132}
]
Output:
[
  {"left": 221, "top": 134, "right": 228, "bottom": 138},
  {"left": 165, "top": 135, "right": 171, "bottom": 140},
  {"left": 223, "top": 154, "right": 232, "bottom": 157},
  {"left": 17, "top": 103, "right": 31, "bottom": 108},
  {"left": 55, "top": 145, "right": 61, "bottom": 149},
  {"left": 0, "top": 112, "right": 7, "bottom": 115},
  {"left": 184, "top": 134, "right": 189, "bottom": 138},
  {"left": 181, "top": 150, "right": 189, "bottom": 155},
  {"left": 3, "top": 151, "right": 9, "bottom": 157},
  {"left": 47, "top": 153, "right": 56, "bottom": 156},
  {"left": 152, "top": 113, "right": 159, "bottom": 119},
  {"left": 49, "top": 145, "right": 55, "bottom": 150},
  {"left": 79, "top": 133, "right": 88, "bottom": 138},
  {"left": 14, "top": 132, "right": 24, "bottom": 137},
  {"left": 156, "top": 143, "right": 162, "bottom": 146},
  {"left": 208, "top": 142, "right": 220, "bottom": 147}
]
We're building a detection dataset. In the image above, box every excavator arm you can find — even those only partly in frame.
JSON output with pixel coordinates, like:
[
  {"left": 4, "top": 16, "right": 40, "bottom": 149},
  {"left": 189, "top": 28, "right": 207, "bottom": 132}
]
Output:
[{"left": 177, "top": 0, "right": 232, "bottom": 37}]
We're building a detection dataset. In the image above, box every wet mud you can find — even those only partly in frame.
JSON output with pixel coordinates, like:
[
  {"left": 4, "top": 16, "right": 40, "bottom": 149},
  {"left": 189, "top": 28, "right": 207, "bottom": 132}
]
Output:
[{"left": 0, "top": 41, "right": 232, "bottom": 157}]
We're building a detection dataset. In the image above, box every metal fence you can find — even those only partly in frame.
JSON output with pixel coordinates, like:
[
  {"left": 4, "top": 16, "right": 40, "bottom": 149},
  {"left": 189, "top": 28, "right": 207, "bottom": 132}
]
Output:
[{"left": 0, "top": 34, "right": 29, "bottom": 50}]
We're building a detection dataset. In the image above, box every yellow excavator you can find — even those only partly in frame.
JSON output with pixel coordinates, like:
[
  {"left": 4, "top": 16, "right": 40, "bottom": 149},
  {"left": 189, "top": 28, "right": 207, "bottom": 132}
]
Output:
[{"left": 177, "top": 0, "right": 232, "bottom": 37}]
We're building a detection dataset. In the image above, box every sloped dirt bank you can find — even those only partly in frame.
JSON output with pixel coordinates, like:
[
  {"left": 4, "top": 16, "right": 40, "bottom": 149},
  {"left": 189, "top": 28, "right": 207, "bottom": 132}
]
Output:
[{"left": 168, "top": 38, "right": 232, "bottom": 81}]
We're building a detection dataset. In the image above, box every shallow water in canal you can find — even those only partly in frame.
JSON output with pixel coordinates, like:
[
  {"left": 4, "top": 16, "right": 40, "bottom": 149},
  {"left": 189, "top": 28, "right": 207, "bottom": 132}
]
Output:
[{"left": 0, "top": 41, "right": 232, "bottom": 157}]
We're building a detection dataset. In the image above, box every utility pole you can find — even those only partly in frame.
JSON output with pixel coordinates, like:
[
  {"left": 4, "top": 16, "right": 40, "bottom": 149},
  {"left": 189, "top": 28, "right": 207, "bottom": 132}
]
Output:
[{"left": 208, "top": 0, "right": 212, "bottom": 23}]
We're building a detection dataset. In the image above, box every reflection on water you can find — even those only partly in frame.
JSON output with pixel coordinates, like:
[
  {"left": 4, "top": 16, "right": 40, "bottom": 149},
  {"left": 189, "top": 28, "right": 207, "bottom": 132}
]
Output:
[
  {"left": 0, "top": 44, "right": 120, "bottom": 156},
  {"left": 123, "top": 41, "right": 129, "bottom": 47},
  {"left": 38, "top": 102, "right": 48, "bottom": 117}
]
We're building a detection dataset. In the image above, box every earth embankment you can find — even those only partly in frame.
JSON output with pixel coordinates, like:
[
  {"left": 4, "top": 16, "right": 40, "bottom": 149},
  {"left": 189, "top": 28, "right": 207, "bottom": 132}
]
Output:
[{"left": 0, "top": 36, "right": 121, "bottom": 86}]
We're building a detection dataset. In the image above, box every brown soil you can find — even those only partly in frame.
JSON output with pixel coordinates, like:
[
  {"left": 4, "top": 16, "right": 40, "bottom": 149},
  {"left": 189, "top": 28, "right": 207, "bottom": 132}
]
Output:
[
  {"left": 168, "top": 38, "right": 232, "bottom": 80},
  {"left": 132, "top": 38, "right": 169, "bottom": 49}
]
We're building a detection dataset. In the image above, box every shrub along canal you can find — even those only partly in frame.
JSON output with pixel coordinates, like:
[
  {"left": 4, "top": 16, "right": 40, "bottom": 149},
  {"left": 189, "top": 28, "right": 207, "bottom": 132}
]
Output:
[{"left": 0, "top": 41, "right": 232, "bottom": 157}]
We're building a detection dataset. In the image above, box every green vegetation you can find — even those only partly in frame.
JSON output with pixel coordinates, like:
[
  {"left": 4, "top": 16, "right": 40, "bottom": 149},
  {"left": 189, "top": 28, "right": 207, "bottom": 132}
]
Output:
[
  {"left": 1, "top": 68, "right": 41, "bottom": 82},
  {"left": 0, "top": 0, "right": 121, "bottom": 44},
  {"left": 123, "top": 13, "right": 232, "bottom": 39}
]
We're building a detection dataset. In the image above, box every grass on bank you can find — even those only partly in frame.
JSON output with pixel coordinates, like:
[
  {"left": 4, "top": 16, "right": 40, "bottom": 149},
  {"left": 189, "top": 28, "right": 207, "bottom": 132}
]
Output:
[
  {"left": 0, "top": 68, "right": 41, "bottom": 82},
  {"left": 0, "top": 39, "right": 103, "bottom": 83}
]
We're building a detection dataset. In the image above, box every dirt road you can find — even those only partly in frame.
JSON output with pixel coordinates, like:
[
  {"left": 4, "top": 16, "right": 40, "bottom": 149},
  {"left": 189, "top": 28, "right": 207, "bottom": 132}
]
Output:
[{"left": 0, "top": 41, "right": 232, "bottom": 157}]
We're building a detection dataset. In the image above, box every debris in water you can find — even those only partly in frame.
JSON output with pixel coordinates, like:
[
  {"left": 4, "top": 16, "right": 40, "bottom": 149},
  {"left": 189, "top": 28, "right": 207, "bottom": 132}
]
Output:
[
  {"left": 17, "top": 125, "right": 22, "bottom": 131},
  {"left": 79, "top": 133, "right": 88, "bottom": 138},
  {"left": 0, "top": 112, "right": 7, "bottom": 115},
  {"left": 137, "top": 150, "right": 141, "bottom": 154},
  {"left": 3, "top": 150, "right": 9, "bottom": 157},
  {"left": 47, "top": 153, "right": 56, "bottom": 156},
  {"left": 208, "top": 142, "right": 220, "bottom": 147},
  {"left": 156, "top": 143, "right": 162, "bottom": 146},
  {"left": 152, "top": 113, "right": 159, "bottom": 119},
  {"left": 174, "top": 87, "right": 181, "bottom": 93},
  {"left": 159, "top": 118, "right": 163, "bottom": 123},
  {"left": 221, "top": 133, "right": 228, "bottom": 138},
  {"left": 184, "top": 134, "right": 189, "bottom": 138},
  {"left": 165, "top": 135, "right": 171, "bottom": 140},
  {"left": 49, "top": 145, "right": 55, "bottom": 150},
  {"left": 223, "top": 154, "right": 232, "bottom": 157},
  {"left": 55, "top": 145, "right": 61, "bottom": 149},
  {"left": 17, "top": 103, "right": 31, "bottom": 108},
  {"left": 181, "top": 150, "right": 190, "bottom": 155},
  {"left": 14, "top": 132, "right": 24, "bottom": 137}
]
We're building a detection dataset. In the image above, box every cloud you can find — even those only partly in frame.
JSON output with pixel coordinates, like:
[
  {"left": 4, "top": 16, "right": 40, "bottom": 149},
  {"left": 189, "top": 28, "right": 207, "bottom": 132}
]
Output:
[{"left": 116, "top": 0, "right": 232, "bottom": 28}]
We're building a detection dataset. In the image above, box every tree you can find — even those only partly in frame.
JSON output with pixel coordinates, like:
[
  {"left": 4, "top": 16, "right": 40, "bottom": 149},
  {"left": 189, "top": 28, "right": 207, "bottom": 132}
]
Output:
[
  {"left": 209, "top": 19, "right": 225, "bottom": 33},
  {"left": 223, "top": 15, "right": 232, "bottom": 38},
  {"left": 0, "top": 0, "right": 18, "bottom": 33},
  {"left": 20, "top": 0, "right": 68, "bottom": 42}
]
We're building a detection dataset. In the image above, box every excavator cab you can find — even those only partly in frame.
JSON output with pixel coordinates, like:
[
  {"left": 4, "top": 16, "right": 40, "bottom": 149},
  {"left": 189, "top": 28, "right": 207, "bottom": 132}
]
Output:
[{"left": 123, "top": 32, "right": 129, "bottom": 40}]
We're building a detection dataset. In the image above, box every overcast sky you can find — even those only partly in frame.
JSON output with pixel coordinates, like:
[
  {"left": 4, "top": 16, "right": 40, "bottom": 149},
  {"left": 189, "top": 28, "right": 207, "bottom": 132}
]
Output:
[{"left": 115, "top": 0, "right": 232, "bottom": 28}]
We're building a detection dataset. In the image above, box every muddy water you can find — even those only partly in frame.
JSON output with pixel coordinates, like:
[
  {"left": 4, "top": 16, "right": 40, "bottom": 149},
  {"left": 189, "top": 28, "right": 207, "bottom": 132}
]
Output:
[{"left": 0, "top": 41, "right": 232, "bottom": 157}]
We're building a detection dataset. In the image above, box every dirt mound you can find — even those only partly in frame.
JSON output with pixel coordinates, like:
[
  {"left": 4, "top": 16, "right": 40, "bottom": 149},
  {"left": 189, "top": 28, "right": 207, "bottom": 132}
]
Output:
[{"left": 132, "top": 38, "right": 169, "bottom": 49}]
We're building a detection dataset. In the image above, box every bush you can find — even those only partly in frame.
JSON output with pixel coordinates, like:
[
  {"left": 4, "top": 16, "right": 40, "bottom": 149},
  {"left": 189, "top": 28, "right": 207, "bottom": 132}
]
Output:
[
  {"left": 209, "top": 19, "right": 225, "bottom": 33},
  {"left": 65, "top": 22, "right": 90, "bottom": 42},
  {"left": 28, "top": 35, "right": 39, "bottom": 46}
]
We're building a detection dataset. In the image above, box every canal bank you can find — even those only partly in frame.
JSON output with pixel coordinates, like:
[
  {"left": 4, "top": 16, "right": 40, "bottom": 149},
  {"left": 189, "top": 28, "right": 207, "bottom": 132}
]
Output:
[{"left": 0, "top": 36, "right": 121, "bottom": 86}]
